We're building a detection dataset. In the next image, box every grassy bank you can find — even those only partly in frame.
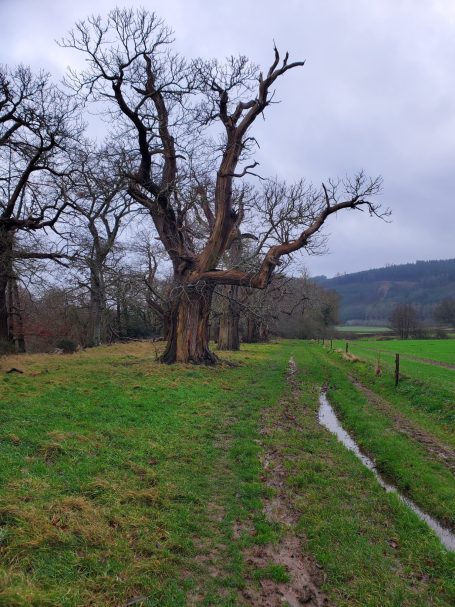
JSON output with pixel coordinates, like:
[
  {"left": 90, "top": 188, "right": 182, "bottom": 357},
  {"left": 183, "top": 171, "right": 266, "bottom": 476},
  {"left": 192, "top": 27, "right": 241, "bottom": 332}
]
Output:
[
  {"left": 331, "top": 339, "right": 455, "bottom": 443},
  {"left": 309, "top": 346, "right": 455, "bottom": 529},
  {"left": 274, "top": 343, "right": 455, "bottom": 606}
]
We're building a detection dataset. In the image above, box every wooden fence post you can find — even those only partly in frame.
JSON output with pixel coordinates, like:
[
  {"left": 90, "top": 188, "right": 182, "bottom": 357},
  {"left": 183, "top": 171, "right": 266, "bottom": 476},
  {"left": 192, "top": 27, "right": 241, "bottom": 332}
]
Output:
[
  {"left": 395, "top": 353, "right": 400, "bottom": 386},
  {"left": 330, "top": 339, "right": 333, "bottom": 350},
  {"left": 345, "top": 342, "right": 349, "bottom": 354}
]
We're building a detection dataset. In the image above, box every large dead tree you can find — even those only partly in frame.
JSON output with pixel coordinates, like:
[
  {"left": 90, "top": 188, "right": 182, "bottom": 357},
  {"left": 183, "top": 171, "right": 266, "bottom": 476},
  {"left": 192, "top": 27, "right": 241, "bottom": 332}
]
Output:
[
  {"left": 0, "top": 65, "right": 81, "bottom": 345},
  {"left": 63, "top": 8, "right": 385, "bottom": 363}
]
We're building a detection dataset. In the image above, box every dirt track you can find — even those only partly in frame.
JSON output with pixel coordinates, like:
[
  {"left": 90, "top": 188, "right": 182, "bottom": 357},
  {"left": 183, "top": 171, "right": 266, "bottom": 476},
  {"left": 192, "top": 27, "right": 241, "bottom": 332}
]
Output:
[
  {"left": 350, "top": 377, "right": 455, "bottom": 474},
  {"left": 406, "top": 356, "right": 455, "bottom": 371},
  {"left": 240, "top": 358, "right": 329, "bottom": 607}
]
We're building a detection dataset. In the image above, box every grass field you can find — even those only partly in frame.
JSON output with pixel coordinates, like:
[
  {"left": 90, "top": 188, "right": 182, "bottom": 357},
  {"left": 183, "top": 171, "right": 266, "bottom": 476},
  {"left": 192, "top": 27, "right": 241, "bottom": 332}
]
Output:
[
  {"left": 332, "top": 338, "right": 455, "bottom": 433},
  {"left": 347, "top": 338, "right": 455, "bottom": 365},
  {"left": 335, "top": 325, "right": 392, "bottom": 333},
  {"left": 0, "top": 341, "right": 454, "bottom": 606}
]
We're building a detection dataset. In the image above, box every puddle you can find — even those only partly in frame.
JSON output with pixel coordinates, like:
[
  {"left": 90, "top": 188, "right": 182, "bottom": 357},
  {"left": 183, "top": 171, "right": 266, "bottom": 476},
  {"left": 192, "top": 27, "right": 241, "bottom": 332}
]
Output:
[{"left": 318, "top": 391, "right": 455, "bottom": 552}]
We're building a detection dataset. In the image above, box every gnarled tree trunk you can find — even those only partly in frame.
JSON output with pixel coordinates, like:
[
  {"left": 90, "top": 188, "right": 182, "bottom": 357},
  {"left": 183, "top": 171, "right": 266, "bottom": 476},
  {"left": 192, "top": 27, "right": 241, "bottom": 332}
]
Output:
[
  {"left": 217, "top": 285, "right": 241, "bottom": 351},
  {"left": 161, "top": 284, "right": 217, "bottom": 364}
]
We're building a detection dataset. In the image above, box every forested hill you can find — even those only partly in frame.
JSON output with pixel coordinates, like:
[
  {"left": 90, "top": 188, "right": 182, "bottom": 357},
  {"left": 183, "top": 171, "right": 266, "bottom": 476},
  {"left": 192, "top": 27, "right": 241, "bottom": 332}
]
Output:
[{"left": 313, "top": 259, "right": 455, "bottom": 323}]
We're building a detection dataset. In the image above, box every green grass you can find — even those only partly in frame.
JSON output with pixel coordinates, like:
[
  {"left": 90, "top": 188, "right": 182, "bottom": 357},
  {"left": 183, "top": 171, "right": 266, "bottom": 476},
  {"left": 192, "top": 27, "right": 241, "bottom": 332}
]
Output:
[
  {"left": 0, "top": 340, "right": 454, "bottom": 606},
  {"left": 0, "top": 343, "right": 289, "bottom": 606},
  {"left": 335, "top": 326, "right": 392, "bottom": 333},
  {"left": 253, "top": 564, "right": 290, "bottom": 583},
  {"left": 266, "top": 342, "right": 455, "bottom": 606},
  {"left": 332, "top": 339, "right": 455, "bottom": 442},
  {"left": 351, "top": 338, "right": 455, "bottom": 365},
  {"left": 309, "top": 346, "right": 455, "bottom": 528}
]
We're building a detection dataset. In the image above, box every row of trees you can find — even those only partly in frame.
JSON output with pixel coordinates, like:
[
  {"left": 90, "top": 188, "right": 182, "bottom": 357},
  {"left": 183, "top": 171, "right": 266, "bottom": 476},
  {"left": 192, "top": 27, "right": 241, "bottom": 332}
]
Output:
[
  {"left": 389, "top": 299, "right": 455, "bottom": 339},
  {"left": 434, "top": 298, "right": 455, "bottom": 329},
  {"left": 4, "top": 265, "right": 340, "bottom": 354},
  {"left": 1, "top": 8, "right": 385, "bottom": 363}
]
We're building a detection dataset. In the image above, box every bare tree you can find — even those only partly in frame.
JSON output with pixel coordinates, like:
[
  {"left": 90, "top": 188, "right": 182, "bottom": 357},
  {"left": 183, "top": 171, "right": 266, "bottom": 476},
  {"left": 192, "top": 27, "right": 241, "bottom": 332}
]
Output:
[
  {"left": 389, "top": 303, "right": 420, "bottom": 339},
  {"left": 65, "top": 144, "right": 133, "bottom": 345},
  {"left": 0, "top": 64, "right": 81, "bottom": 345},
  {"left": 6, "top": 275, "right": 26, "bottom": 352},
  {"left": 274, "top": 275, "right": 339, "bottom": 339},
  {"left": 434, "top": 298, "right": 455, "bottom": 329},
  {"left": 62, "top": 8, "right": 385, "bottom": 363},
  {"left": 139, "top": 236, "right": 172, "bottom": 338}
]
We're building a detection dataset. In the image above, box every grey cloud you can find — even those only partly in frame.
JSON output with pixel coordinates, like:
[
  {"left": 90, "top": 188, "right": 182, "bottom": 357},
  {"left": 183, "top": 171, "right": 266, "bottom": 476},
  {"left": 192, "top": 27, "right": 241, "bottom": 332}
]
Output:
[{"left": 1, "top": 0, "right": 453, "bottom": 276}]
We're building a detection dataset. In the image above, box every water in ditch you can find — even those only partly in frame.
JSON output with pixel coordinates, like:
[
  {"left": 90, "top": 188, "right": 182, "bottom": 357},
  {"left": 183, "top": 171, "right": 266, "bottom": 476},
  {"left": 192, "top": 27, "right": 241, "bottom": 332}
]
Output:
[{"left": 318, "top": 391, "right": 455, "bottom": 552}]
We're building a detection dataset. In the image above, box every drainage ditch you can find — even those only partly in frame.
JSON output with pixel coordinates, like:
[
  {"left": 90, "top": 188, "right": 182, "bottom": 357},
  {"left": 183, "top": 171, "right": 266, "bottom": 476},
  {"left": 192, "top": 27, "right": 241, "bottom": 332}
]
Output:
[{"left": 318, "top": 391, "right": 455, "bottom": 552}]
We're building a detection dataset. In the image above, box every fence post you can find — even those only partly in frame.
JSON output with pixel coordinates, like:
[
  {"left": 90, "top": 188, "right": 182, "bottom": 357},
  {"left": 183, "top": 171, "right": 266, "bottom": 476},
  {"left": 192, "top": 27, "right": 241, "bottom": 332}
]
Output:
[
  {"left": 330, "top": 339, "right": 333, "bottom": 350},
  {"left": 395, "top": 353, "right": 400, "bottom": 386},
  {"left": 345, "top": 342, "right": 349, "bottom": 354}
]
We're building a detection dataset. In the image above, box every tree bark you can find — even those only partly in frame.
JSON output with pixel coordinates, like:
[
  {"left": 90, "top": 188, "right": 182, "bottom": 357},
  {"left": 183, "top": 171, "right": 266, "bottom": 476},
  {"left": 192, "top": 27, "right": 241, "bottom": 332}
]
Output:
[
  {"left": 244, "top": 317, "right": 269, "bottom": 344},
  {"left": 11, "top": 278, "right": 26, "bottom": 353},
  {"left": 0, "top": 230, "right": 13, "bottom": 343},
  {"left": 244, "top": 317, "right": 258, "bottom": 343},
  {"left": 161, "top": 284, "right": 217, "bottom": 364},
  {"left": 217, "top": 285, "right": 241, "bottom": 351},
  {"left": 258, "top": 321, "right": 269, "bottom": 342},
  {"left": 115, "top": 287, "right": 123, "bottom": 338},
  {"left": 89, "top": 268, "right": 106, "bottom": 347},
  {"left": 7, "top": 277, "right": 26, "bottom": 353},
  {"left": 0, "top": 272, "right": 9, "bottom": 342}
]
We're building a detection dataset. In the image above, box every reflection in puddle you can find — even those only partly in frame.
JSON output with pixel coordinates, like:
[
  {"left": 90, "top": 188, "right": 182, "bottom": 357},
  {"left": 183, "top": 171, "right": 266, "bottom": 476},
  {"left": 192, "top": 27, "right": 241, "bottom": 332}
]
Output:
[{"left": 318, "top": 391, "right": 455, "bottom": 552}]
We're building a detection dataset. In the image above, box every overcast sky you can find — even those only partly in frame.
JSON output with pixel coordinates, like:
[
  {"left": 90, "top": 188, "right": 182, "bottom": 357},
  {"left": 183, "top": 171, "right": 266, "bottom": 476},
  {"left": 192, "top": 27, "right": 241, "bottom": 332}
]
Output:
[{"left": 1, "top": 0, "right": 454, "bottom": 277}]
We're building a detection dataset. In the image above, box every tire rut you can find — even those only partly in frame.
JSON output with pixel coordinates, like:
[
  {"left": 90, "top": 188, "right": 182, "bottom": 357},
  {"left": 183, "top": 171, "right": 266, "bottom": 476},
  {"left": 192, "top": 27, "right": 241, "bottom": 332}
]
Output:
[
  {"left": 240, "top": 358, "right": 329, "bottom": 607},
  {"left": 350, "top": 377, "right": 455, "bottom": 473},
  {"left": 404, "top": 356, "right": 455, "bottom": 371}
]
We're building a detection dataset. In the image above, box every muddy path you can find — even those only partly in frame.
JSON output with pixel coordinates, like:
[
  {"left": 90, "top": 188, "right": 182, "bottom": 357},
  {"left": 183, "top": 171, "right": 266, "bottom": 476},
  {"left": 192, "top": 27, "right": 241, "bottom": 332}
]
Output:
[
  {"left": 240, "top": 358, "right": 329, "bottom": 607},
  {"left": 350, "top": 377, "right": 455, "bottom": 474}
]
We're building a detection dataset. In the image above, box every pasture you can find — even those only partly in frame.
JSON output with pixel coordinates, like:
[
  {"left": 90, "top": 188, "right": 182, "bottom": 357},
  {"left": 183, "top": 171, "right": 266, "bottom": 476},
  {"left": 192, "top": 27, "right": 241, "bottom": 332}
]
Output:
[
  {"left": 335, "top": 325, "right": 392, "bottom": 334},
  {"left": 0, "top": 340, "right": 454, "bottom": 606},
  {"left": 344, "top": 337, "right": 455, "bottom": 365}
]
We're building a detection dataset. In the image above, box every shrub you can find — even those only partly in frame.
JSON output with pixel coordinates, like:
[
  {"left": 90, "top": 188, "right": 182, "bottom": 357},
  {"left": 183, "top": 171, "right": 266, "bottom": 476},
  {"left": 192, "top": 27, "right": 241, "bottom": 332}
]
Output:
[
  {"left": 55, "top": 338, "right": 77, "bottom": 354},
  {"left": 434, "top": 328, "right": 449, "bottom": 339},
  {"left": 0, "top": 340, "right": 15, "bottom": 356}
]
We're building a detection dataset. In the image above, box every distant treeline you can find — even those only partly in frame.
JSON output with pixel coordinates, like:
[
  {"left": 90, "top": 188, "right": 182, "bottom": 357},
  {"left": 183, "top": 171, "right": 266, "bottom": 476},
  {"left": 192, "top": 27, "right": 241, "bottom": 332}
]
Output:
[{"left": 314, "top": 259, "right": 455, "bottom": 323}]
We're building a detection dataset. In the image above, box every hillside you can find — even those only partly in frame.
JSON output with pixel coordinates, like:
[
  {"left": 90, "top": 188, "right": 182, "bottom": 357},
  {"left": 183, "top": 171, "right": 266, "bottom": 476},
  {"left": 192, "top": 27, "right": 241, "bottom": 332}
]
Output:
[{"left": 314, "top": 259, "right": 455, "bottom": 323}]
